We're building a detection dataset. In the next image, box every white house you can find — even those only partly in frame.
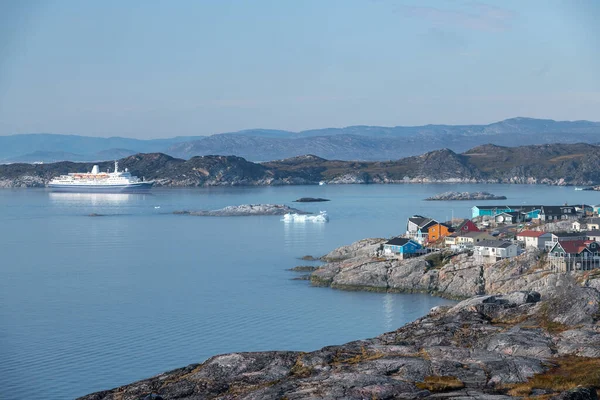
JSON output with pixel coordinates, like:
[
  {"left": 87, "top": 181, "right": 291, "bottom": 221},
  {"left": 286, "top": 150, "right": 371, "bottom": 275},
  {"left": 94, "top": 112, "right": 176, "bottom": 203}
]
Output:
[
  {"left": 446, "top": 231, "right": 495, "bottom": 249},
  {"left": 516, "top": 230, "right": 552, "bottom": 250},
  {"left": 474, "top": 240, "right": 518, "bottom": 263}
]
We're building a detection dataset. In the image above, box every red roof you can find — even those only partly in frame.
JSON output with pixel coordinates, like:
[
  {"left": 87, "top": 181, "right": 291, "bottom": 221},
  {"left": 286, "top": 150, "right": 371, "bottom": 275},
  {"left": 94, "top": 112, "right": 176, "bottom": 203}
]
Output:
[
  {"left": 556, "top": 240, "right": 588, "bottom": 254},
  {"left": 517, "top": 230, "right": 546, "bottom": 238}
]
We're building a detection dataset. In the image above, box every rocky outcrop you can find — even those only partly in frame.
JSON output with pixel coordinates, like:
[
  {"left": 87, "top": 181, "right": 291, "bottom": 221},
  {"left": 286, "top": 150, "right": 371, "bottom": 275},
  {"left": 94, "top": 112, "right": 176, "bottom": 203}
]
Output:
[
  {"left": 425, "top": 191, "right": 507, "bottom": 201},
  {"left": 173, "top": 204, "right": 309, "bottom": 217},
  {"left": 79, "top": 284, "right": 600, "bottom": 400},
  {"left": 310, "top": 240, "right": 600, "bottom": 300}
]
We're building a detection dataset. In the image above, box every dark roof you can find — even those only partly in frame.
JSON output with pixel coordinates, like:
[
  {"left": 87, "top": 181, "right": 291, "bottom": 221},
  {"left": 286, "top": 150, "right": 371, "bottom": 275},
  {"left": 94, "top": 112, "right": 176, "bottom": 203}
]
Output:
[
  {"left": 408, "top": 216, "right": 437, "bottom": 229},
  {"left": 541, "top": 206, "right": 576, "bottom": 215},
  {"left": 585, "top": 230, "right": 600, "bottom": 236},
  {"left": 586, "top": 217, "right": 600, "bottom": 224},
  {"left": 385, "top": 237, "right": 411, "bottom": 246},
  {"left": 421, "top": 220, "right": 438, "bottom": 231},
  {"left": 408, "top": 216, "right": 427, "bottom": 226},
  {"left": 474, "top": 205, "right": 542, "bottom": 211},
  {"left": 476, "top": 240, "right": 515, "bottom": 248},
  {"left": 552, "top": 232, "right": 586, "bottom": 238}
]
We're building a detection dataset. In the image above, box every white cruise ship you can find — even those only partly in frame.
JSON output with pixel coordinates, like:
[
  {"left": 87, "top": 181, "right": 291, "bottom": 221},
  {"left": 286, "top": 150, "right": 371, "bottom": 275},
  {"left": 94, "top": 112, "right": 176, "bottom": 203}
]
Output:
[{"left": 48, "top": 161, "right": 154, "bottom": 192}]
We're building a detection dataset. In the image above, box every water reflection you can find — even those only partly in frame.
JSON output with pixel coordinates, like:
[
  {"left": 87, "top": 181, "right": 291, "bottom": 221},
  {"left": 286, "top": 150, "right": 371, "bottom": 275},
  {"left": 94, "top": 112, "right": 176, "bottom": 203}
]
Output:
[
  {"left": 383, "top": 293, "right": 394, "bottom": 331},
  {"left": 282, "top": 216, "right": 326, "bottom": 249},
  {"left": 48, "top": 192, "right": 150, "bottom": 206}
]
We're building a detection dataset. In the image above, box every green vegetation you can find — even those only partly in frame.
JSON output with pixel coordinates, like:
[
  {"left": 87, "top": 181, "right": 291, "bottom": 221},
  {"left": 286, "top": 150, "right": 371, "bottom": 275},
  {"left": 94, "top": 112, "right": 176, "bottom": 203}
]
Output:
[{"left": 415, "top": 376, "right": 465, "bottom": 392}]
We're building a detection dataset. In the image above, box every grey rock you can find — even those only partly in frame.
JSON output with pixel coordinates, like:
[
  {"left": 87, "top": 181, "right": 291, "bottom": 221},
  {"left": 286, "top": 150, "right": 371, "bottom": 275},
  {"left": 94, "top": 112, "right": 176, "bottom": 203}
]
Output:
[
  {"left": 173, "top": 204, "right": 309, "bottom": 216},
  {"left": 553, "top": 387, "right": 598, "bottom": 400},
  {"left": 425, "top": 191, "right": 507, "bottom": 201}
]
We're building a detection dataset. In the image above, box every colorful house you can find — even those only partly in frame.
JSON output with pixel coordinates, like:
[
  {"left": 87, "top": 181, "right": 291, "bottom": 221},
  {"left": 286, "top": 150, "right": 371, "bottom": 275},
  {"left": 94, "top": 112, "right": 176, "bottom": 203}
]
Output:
[
  {"left": 472, "top": 205, "right": 541, "bottom": 219},
  {"left": 516, "top": 230, "right": 552, "bottom": 250},
  {"left": 472, "top": 206, "right": 513, "bottom": 219},
  {"left": 383, "top": 237, "right": 424, "bottom": 259},
  {"left": 406, "top": 215, "right": 438, "bottom": 244},
  {"left": 548, "top": 240, "right": 600, "bottom": 271},
  {"left": 455, "top": 219, "right": 480, "bottom": 234},
  {"left": 427, "top": 223, "right": 454, "bottom": 243}
]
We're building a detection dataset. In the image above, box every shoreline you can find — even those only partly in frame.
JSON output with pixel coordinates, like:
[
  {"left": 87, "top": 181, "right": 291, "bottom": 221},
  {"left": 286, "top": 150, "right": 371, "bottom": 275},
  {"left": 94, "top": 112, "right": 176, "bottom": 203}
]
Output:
[
  {"left": 0, "top": 180, "right": 595, "bottom": 189},
  {"left": 79, "top": 237, "right": 600, "bottom": 399}
]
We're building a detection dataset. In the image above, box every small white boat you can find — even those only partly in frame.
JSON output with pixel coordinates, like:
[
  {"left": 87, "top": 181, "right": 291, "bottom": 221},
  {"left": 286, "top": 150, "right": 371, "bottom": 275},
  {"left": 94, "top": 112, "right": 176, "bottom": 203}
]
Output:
[
  {"left": 282, "top": 211, "right": 329, "bottom": 223},
  {"left": 319, "top": 181, "right": 327, "bottom": 186},
  {"left": 574, "top": 187, "right": 583, "bottom": 191}
]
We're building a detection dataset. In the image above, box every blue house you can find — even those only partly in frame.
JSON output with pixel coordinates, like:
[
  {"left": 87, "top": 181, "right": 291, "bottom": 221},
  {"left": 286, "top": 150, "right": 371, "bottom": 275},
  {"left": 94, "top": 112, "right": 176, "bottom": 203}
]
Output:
[
  {"left": 472, "top": 206, "right": 513, "bottom": 219},
  {"left": 383, "top": 237, "right": 423, "bottom": 259},
  {"left": 472, "top": 205, "right": 542, "bottom": 219}
]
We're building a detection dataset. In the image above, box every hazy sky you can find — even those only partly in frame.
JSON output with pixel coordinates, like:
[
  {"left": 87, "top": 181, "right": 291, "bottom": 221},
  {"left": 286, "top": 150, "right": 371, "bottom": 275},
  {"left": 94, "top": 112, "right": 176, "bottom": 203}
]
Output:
[{"left": 0, "top": 0, "right": 599, "bottom": 138}]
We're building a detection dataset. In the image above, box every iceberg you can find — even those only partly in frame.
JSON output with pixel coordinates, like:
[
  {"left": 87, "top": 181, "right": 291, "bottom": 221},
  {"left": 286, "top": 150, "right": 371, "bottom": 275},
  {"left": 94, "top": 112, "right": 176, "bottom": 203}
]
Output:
[{"left": 282, "top": 211, "right": 329, "bottom": 223}]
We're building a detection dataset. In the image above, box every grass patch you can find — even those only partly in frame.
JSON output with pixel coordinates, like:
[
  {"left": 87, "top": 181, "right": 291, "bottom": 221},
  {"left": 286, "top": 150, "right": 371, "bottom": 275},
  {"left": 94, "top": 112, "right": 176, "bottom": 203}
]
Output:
[
  {"left": 289, "top": 355, "right": 313, "bottom": 378},
  {"left": 425, "top": 252, "right": 453, "bottom": 270},
  {"left": 333, "top": 346, "right": 386, "bottom": 365},
  {"left": 537, "top": 303, "right": 570, "bottom": 333},
  {"left": 416, "top": 376, "right": 465, "bottom": 392},
  {"left": 506, "top": 356, "right": 600, "bottom": 397}
]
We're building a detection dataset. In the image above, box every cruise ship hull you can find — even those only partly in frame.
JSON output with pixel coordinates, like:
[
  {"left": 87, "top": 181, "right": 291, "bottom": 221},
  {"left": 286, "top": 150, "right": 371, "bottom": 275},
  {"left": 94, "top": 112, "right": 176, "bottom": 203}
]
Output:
[{"left": 48, "top": 182, "right": 154, "bottom": 193}]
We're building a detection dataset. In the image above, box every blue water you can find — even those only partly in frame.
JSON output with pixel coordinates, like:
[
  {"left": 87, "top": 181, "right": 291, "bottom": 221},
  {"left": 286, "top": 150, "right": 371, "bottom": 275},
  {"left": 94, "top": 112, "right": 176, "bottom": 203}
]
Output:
[{"left": 0, "top": 184, "right": 597, "bottom": 399}]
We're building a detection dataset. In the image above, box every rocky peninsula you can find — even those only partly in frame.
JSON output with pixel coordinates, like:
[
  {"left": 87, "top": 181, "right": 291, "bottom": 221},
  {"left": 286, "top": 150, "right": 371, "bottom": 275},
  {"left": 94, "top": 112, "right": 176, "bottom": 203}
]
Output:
[
  {"left": 309, "top": 238, "right": 600, "bottom": 300},
  {"left": 173, "top": 204, "right": 309, "bottom": 217},
  {"left": 80, "top": 238, "right": 600, "bottom": 400},
  {"left": 425, "top": 191, "right": 507, "bottom": 201}
]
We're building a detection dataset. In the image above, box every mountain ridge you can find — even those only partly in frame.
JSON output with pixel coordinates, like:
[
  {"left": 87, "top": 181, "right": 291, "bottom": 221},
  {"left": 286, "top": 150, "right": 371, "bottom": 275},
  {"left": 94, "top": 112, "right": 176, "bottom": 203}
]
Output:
[{"left": 2, "top": 117, "right": 600, "bottom": 163}]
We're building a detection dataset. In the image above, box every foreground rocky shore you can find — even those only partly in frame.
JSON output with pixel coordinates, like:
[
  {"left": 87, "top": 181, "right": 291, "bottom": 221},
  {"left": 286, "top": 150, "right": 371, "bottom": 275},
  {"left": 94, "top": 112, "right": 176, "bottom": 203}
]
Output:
[
  {"left": 79, "top": 286, "right": 600, "bottom": 400},
  {"left": 80, "top": 239, "right": 600, "bottom": 400}
]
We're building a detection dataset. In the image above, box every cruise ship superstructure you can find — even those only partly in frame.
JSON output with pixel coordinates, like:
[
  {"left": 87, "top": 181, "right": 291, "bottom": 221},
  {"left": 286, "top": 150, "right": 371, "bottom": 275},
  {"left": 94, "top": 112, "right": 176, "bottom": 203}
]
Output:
[{"left": 48, "top": 161, "right": 154, "bottom": 192}]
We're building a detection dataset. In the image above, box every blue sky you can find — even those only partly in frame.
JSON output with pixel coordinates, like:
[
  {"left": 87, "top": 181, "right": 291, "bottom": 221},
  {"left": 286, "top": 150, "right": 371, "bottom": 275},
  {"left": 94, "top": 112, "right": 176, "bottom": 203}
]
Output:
[{"left": 0, "top": 0, "right": 599, "bottom": 138}]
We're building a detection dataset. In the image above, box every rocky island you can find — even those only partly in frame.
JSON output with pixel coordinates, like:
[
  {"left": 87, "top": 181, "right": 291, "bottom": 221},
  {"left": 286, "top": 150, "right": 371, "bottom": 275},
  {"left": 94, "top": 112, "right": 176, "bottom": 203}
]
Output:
[
  {"left": 173, "top": 204, "right": 309, "bottom": 217},
  {"left": 293, "top": 197, "right": 330, "bottom": 202},
  {"left": 425, "top": 191, "right": 507, "bottom": 201},
  {"left": 80, "top": 237, "right": 600, "bottom": 400}
]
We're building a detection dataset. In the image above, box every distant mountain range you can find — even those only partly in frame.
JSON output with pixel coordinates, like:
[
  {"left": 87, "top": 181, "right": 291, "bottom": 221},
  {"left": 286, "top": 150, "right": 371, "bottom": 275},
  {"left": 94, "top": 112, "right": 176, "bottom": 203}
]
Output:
[
  {"left": 2, "top": 117, "right": 600, "bottom": 163},
  {"left": 3, "top": 143, "right": 600, "bottom": 188}
]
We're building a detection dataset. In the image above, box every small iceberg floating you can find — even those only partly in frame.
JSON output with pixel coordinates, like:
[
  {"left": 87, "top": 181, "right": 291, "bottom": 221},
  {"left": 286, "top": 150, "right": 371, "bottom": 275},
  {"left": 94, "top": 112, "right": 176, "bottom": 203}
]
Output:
[{"left": 282, "top": 211, "right": 329, "bottom": 223}]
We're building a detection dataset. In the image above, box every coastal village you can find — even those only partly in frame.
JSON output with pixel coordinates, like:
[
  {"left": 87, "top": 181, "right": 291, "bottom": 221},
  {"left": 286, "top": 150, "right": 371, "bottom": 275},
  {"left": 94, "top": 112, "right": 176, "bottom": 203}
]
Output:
[{"left": 383, "top": 203, "right": 600, "bottom": 272}]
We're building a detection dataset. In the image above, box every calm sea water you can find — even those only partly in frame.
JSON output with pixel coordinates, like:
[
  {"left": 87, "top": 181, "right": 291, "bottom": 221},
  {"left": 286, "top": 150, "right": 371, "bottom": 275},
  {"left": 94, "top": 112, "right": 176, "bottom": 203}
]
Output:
[{"left": 0, "top": 183, "right": 596, "bottom": 399}]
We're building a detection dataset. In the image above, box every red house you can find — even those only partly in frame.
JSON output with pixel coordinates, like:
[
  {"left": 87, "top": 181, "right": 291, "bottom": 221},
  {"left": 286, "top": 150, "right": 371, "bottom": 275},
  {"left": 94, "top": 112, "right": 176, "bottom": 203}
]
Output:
[{"left": 455, "top": 219, "right": 480, "bottom": 234}]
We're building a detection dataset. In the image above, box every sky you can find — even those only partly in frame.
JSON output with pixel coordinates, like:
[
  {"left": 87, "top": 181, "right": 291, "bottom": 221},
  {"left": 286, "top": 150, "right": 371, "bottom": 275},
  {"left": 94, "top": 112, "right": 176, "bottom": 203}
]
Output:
[{"left": 0, "top": 0, "right": 599, "bottom": 138}]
